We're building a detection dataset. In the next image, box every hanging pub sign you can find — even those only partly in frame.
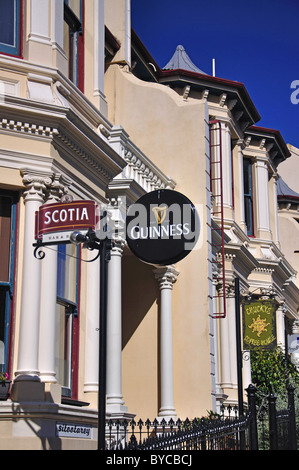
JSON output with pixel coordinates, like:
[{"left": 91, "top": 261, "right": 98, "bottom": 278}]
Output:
[
  {"left": 126, "top": 189, "right": 200, "bottom": 266},
  {"left": 35, "top": 199, "right": 97, "bottom": 243},
  {"left": 242, "top": 299, "right": 277, "bottom": 350}
]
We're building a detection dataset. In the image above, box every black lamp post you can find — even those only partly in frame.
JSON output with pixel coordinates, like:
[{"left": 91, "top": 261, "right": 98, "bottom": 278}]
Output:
[{"left": 70, "top": 228, "right": 112, "bottom": 450}]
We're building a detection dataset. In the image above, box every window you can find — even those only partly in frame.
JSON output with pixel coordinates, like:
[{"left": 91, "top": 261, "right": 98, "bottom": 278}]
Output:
[
  {"left": 55, "top": 243, "right": 80, "bottom": 397},
  {"left": 0, "top": 0, "right": 21, "bottom": 57},
  {"left": 0, "top": 191, "right": 18, "bottom": 374},
  {"left": 243, "top": 158, "right": 254, "bottom": 236},
  {"left": 64, "top": 0, "right": 84, "bottom": 91}
]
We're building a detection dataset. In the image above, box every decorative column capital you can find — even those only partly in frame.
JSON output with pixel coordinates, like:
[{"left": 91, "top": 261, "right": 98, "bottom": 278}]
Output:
[
  {"left": 45, "top": 173, "right": 71, "bottom": 204},
  {"left": 292, "top": 320, "right": 299, "bottom": 334},
  {"left": 111, "top": 237, "right": 126, "bottom": 256},
  {"left": 21, "top": 169, "right": 52, "bottom": 203},
  {"left": 154, "top": 266, "right": 179, "bottom": 290}
]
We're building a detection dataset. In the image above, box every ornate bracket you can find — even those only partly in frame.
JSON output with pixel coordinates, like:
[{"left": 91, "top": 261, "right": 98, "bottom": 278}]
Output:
[{"left": 33, "top": 227, "right": 113, "bottom": 263}]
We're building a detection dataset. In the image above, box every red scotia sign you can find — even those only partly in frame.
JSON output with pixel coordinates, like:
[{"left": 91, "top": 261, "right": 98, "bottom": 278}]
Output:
[{"left": 35, "top": 200, "right": 96, "bottom": 240}]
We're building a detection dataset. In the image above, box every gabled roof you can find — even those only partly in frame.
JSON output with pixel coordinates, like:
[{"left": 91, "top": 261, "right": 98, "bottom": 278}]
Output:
[{"left": 163, "top": 45, "right": 207, "bottom": 75}]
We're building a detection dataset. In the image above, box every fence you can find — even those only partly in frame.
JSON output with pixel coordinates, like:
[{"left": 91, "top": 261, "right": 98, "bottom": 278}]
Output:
[
  {"left": 257, "top": 384, "right": 297, "bottom": 450},
  {"left": 105, "top": 384, "right": 298, "bottom": 450},
  {"left": 106, "top": 415, "right": 252, "bottom": 450}
]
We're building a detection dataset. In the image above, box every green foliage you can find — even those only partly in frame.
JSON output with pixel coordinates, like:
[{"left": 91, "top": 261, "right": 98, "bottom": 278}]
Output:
[{"left": 251, "top": 346, "right": 299, "bottom": 397}]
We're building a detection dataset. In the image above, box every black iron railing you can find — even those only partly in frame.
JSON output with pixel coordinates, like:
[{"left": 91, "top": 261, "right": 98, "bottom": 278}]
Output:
[
  {"left": 106, "top": 412, "right": 253, "bottom": 450},
  {"left": 105, "top": 384, "right": 298, "bottom": 450}
]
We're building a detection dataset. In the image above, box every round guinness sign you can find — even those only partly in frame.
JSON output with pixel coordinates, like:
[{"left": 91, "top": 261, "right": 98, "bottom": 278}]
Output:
[{"left": 126, "top": 189, "right": 200, "bottom": 265}]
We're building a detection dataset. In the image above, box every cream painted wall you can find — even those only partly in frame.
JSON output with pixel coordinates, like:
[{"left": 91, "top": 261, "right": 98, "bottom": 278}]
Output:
[
  {"left": 105, "top": 0, "right": 131, "bottom": 66},
  {"left": 105, "top": 64, "right": 214, "bottom": 418},
  {"left": 279, "top": 145, "right": 299, "bottom": 193},
  {"left": 122, "top": 253, "right": 159, "bottom": 419},
  {"left": 278, "top": 213, "right": 299, "bottom": 287}
]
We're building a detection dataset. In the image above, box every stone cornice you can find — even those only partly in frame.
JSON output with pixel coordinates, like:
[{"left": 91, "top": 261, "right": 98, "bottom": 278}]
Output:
[
  {"left": 0, "top": 96, "right": 126, "bottom": 187},
  {"left": 107, "top": 125, "right": 176, "bottom": 202}
]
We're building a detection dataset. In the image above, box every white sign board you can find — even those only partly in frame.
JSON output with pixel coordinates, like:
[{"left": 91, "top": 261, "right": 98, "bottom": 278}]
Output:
[{"left": 56, "top": 422, "right": 92, "bottom": 439}]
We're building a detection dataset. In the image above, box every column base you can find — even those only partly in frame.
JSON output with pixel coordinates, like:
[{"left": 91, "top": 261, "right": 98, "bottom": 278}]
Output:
[
  {"left": 106, "top": 395, "right": 129, "bottom": 416},
  {"left": 157, "top": 407, "right": 177, "bottom": 422},
  {"left": 39, "top": 372, "right": 57, "bottom": 384},
  {"left": 11, "top": 376, "right": 45, "bottom": 402}
]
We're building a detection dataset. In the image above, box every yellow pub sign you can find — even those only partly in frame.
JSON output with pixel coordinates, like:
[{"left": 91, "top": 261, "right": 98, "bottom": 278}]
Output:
[{"left": 242, "top": 299, "right": 277, "bottom": 350}]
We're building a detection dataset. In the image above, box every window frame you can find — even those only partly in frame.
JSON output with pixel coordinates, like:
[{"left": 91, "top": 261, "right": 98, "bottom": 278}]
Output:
[
  {"left": 64, "top": 0, "right": 84, "bottom": 91},
  {"left": 56, "top": 243, "right": 80, "bottom": 399},
  {"left": 0, "top": 0, "right": 22, "bottom": 58}
]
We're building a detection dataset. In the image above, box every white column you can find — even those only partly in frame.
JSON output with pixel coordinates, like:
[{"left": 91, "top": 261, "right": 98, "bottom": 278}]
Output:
[
  {"left": 227, "top": 291, "right": 237, "bottom": 388},
  {"left": 28, "top": 0, "right": 52, "bottom": 66},
  {"left": 84, "top": 250, "right": 100, "bottom": 392},
  {"left": 50, "top": 0, "right": 64, "bottom": 51},
  {"left": 94, "top": 0, "right": 107, "bottom": 113},
  {"left": 219, "top": 288, "right": 232, "bottom": 390},
  {"left": 39, "top": 175, "right": 67, "bottom": 383},
  {"left": 154, "top": 266, "right": 179, "bottom": 419},
  {"left": 242, "top": 351, "right": 252, "bottom": 389},
  {"left": 276, "top": 303, "right": 286, "bottom": 348},
  {"left": 221, "top": 123, "right": 233, "bottom": 209},
  {"left": 94, "top": 0, "right": 105, "bottom": 96},
  {"left": 15, "top": 171, "right": 51, "bottom": 380},
  {"left": 210, "top": 122, "right": 233, "bottom": 216},
  {"left": 39, "top": 245, "right": 58, "bottom": 383},
  {"left": 256, "top": 158, "right": 271, "bottom": 239},
  {"left": 106, "top": 239, "right": 128, "bottom": 414},
  {"left": 272, "top": 174, "right": 280, "bottom": 247}
]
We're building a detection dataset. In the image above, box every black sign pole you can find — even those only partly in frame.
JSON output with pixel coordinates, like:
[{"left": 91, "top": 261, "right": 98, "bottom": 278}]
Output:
[
  {"left": 235, "top": 277, "right": 246, "bottom": 449},
  {"left": 235, "top": 277, "right": 244, "bottom": 416}
]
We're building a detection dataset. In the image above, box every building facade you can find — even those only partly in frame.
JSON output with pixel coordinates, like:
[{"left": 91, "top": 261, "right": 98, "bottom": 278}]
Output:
[{"left": 0, "top": 0, "right": 298, "bottom": 449}]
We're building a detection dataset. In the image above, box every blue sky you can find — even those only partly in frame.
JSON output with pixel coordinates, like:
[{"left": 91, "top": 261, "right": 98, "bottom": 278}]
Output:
[{"left": 131, "top": 0, "right": 299, "bottom": 149}]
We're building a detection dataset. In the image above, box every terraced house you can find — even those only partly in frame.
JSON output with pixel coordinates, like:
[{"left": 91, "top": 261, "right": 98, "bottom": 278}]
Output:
[{"left": 0, "top": 0, "right": 298, "bottom": 450}]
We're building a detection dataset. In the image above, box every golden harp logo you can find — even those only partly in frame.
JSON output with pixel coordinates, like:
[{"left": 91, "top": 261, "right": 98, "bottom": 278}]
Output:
[{"left": 152, "top": 206, "right": 167, "bottom": 225}]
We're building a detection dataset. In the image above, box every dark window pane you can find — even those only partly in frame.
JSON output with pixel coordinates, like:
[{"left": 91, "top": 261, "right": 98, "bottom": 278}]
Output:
[
  {"left": 0, "top": 289, "right": 6, "bottom": 369},
  {"left": 243, "top": 159, "right": 254, "bottom": 235},
  {"left": 0, "top": 196, "right": 12, "bottom": 282},
  {"left": 243, "top": 159, "right": 251, "bottom": 195},
  {"left": 0, "top": 0, "right": 15, "bottom": 46}
]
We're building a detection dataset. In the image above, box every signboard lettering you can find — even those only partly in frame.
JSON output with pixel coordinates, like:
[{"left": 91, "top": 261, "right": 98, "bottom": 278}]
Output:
[
  {"left": 56, "top": 422, "right": 92, "bottom": 439},
  {"left": 35, "top": 200, "right": 96, "bottom": 241},
  {"left": 242, "top": 299, "right": 277, "bottom": 350},
  {"left": 126, "top": 189, "right": 200, "bottom": 265}
]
